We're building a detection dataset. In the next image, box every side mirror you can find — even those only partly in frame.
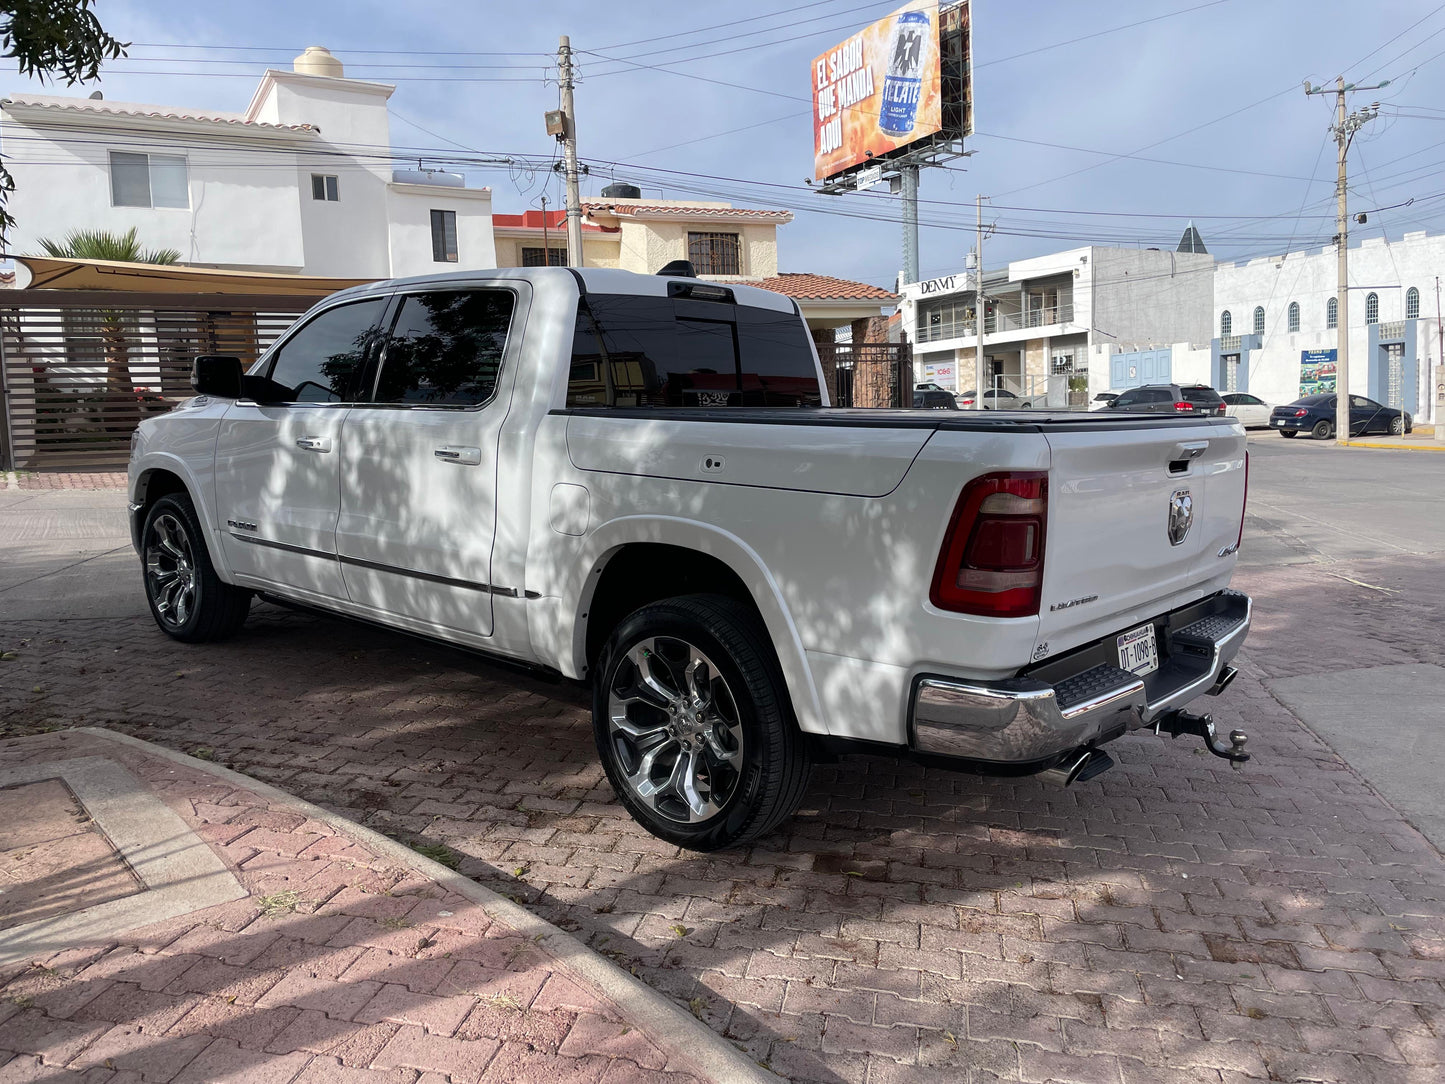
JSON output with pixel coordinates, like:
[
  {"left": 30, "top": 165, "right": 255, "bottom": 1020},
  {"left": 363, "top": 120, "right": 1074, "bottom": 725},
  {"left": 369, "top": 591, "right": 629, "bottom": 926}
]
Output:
[{"left": 191, "top": 355, "right": 244, "bottom": 398}]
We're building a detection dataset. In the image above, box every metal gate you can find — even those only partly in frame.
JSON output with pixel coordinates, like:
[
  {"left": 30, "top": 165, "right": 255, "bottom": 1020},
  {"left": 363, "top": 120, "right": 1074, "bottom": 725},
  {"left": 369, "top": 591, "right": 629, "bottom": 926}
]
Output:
[
  {"left": 1, "top": 290, "right": 312, "bottom": 472},
  {"left": 818, "top": 341, "right": 911, "bottom": 407}
]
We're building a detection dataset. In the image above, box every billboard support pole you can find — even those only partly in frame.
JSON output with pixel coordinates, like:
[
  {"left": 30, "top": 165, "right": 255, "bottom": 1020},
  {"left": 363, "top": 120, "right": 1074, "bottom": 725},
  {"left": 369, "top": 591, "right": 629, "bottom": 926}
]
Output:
[{"left": 900, "top": 162, "right": 919, "bottom": 288}]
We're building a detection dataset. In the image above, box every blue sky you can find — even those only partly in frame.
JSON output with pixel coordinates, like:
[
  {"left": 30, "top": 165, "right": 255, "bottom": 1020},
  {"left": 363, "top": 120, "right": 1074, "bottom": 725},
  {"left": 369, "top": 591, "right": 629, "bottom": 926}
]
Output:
[{"left": 9, "top": 0, "right": 1445, "bottom": 287}]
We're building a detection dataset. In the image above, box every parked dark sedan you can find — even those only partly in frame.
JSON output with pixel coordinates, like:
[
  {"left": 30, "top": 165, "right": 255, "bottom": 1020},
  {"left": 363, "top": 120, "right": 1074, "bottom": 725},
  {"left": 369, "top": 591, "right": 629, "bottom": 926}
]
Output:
[{"left": 1269, "top": 393, "right": 1412, "bottom": 439}]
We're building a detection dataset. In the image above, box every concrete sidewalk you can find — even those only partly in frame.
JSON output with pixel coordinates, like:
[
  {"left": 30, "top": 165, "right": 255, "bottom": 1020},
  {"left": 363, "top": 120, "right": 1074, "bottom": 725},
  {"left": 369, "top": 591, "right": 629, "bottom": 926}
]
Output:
[{"left": 0, "top": 728, "right": 771, "bottom": 1084}]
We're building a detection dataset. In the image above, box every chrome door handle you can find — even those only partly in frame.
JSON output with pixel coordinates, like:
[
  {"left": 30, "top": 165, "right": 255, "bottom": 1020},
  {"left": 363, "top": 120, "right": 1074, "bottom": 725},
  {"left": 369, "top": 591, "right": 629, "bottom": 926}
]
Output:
[
  {"left": 434, "top": 445, "right": 482, "bottom": 466},
  {"left": 295, "top": 436, "right": 332, "bottom": 452}
]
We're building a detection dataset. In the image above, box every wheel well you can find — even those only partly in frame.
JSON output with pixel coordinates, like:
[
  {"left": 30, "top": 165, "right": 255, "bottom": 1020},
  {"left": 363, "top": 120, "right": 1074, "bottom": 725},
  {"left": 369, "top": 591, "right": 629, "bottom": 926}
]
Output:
[
  {"left": 583, "top": 544, "right": 759, "bottom": 673},
  {"left": 136, "top": 469, "right": 189, "bottom": 517}
]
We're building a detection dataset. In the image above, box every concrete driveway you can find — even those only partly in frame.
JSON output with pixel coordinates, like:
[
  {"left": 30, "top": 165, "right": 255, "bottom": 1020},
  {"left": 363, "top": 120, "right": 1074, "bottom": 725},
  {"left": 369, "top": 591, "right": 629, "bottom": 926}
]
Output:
[{"left": 3, "top": 455, "right": 1444, "bottom": 1084}]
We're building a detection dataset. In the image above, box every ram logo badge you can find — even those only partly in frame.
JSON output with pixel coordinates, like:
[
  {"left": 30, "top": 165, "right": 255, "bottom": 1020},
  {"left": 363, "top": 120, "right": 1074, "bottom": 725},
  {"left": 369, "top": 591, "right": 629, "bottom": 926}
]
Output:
[{"left": 1168, "top": 489, "right": 1194, "bottom": 546}]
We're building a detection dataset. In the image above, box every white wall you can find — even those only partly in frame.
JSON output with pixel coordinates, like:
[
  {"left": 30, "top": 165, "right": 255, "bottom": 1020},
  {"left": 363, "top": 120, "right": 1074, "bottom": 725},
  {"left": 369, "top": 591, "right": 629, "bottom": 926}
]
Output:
[
  {"left": 385, "top": 185, "right": 496, "bottom": 278},
  {"left": 1090, "top": 248, "right": 1214, "bottom": 349}
]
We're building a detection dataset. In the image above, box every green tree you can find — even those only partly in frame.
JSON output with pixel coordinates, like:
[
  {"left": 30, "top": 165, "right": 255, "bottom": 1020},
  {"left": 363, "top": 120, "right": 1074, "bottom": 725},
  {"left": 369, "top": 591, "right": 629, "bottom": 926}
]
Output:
[
  {"left": 1, "top": 1, "right": 128, "bottom": 239},
  {"left": 36, "top": 226, "right": 181, "bottom": 265}
]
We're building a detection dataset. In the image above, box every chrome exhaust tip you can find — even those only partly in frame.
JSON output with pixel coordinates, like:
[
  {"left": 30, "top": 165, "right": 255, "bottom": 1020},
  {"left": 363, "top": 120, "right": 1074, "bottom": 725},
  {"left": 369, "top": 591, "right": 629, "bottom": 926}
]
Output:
[
  {"left": 1208, "top": 666, "right": 1239, "bottom": 696},
  {"left": 1038, "top": 748, "right": 1115, "bottom": 787}
]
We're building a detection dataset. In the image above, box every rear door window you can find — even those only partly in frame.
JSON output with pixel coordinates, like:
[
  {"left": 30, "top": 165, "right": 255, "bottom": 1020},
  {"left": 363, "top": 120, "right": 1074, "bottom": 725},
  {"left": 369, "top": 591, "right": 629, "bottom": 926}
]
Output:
[
  {"left": 372, "top": 289, "right": 514, "bottom": 406},
  {"left": 568, "top": 293, "right": 821, "bottom": 408}
]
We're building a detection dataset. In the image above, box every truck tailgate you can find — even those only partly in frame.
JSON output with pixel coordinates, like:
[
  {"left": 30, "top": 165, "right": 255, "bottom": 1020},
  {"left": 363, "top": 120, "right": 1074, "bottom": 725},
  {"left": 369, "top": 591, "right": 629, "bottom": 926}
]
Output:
[{"left": 1036, "top": 419, "right": 1246, "bottom": 655}]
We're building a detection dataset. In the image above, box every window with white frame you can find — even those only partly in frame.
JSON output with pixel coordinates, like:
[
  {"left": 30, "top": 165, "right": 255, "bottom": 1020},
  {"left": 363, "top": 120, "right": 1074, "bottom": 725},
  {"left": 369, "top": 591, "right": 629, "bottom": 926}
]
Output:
[
  {"left": 1252, "top": 306, "right": 1265, "bottom": 336},
  {"left": 110, "top": 151, "right": 188, "bottom": 208},
  {"left": 1406, "top": 286, "right": 1420, "bottom": 320},
  {"left": 311, "top": 174, "right": 339, "bottom": 201},
  {"left": 1327, "top": 296, "right": 1338, "bottom": 329},
  {"left": 1287, "top": 301, "right": 1300, "bottom": 333},
  {"left": 1366, "top": 292, "right": 1379, "bottom": 324},
  {"left": 1220, "top": 310, "right": 1232, "bottom": 336}
]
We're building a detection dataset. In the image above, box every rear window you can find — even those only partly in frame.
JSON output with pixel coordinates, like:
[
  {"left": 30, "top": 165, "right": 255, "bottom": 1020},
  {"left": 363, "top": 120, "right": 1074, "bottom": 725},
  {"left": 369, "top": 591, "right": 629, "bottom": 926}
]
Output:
[
  {"left": 567, "top": 293, "right": 822, "bottom": 409},
  {"left": 1180, "top": 387, "right": 1223, "bottom": 404}
]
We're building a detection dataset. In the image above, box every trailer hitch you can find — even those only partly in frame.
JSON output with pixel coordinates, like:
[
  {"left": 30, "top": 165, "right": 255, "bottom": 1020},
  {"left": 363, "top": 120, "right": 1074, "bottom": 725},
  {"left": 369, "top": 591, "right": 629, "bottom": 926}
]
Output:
[{"left": 1155, "top": 710, "right": 1250, "bottom": 769}]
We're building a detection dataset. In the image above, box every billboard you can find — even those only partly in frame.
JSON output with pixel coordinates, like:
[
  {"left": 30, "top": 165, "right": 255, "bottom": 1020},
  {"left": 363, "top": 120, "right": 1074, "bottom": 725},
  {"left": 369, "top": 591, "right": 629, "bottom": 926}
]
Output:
[
  {"left": 1300, "top": 349, "right": 1337, "bottom": 396},
  {"left": 813, "top": 1, "right": 946, "bottom": 181}
]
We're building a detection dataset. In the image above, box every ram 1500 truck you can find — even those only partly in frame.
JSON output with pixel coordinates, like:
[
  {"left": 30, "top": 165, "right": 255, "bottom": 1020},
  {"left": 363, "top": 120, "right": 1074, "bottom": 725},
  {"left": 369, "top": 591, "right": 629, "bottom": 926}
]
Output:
[{"left": 128, "top": 266, "right": 1253, "bottom": 850}]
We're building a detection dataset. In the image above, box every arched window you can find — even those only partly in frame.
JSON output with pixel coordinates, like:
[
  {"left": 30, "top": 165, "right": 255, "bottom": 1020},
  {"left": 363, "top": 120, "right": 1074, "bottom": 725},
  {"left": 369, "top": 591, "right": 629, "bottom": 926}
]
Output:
[
  {"left": 1406, "top": 286, "right": 1420, "bottom": 320},
  {"left": 1327, "top": 296, "right": 1338, "bottom": 329},
  {"left": 1366, "top": 292, "right": 1379, "bottom": 324},
  {"left": 1287, "top": 301, "right": 1300, "bottom": 333},
  {"left": 1220, "top": 310, "right": 1232, "bottom": 336},
  {"left": 1253, "top": 306, "right": 1265, "bottom": 335}
]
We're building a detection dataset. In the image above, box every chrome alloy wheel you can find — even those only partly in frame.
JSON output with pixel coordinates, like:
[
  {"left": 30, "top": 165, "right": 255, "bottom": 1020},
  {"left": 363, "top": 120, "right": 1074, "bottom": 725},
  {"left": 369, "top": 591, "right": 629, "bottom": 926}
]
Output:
[
  {"left": 606, "top": 637, "right": 745, "bottom": 824},
  {"left": 145, "top": 513, "right": 198, "bottom": 628}
]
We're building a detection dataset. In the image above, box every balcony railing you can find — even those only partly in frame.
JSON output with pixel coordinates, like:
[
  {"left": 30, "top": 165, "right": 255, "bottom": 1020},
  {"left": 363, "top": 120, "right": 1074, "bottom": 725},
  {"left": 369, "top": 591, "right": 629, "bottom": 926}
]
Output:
[
  {"left": 918, "top": 301, "right": 1074, "bottom": 343},
  {"left": 918, "top": 315, "right": 976, "bottom": 343}
]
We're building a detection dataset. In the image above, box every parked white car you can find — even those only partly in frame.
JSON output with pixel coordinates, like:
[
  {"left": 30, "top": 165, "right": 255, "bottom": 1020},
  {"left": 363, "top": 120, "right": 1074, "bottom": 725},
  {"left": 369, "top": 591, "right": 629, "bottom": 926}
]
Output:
[
  {"left": 1222, "top": 392, "right": 1274, "bottom": 428},
  {"left": 129, "top": 266, "right": 1253, "bottom": 849}
]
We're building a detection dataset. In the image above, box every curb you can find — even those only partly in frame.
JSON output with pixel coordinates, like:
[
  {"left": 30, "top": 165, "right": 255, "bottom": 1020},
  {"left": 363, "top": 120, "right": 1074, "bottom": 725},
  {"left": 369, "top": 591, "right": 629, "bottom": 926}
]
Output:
[
  {"left": 1339, "top": 439, "right": 1445, "bottom": 452},
  {"left": 71, "top": 726, "right": 780, "bottom": 1084}
]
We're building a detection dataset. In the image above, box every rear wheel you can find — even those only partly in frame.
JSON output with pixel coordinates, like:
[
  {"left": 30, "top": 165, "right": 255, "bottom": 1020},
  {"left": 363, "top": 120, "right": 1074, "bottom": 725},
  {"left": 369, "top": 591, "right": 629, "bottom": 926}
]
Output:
[
  {"left": 1311, "top": 419, "right": 1333, "bottom": 440},
  {"left": 593, "top": 594, "right": 812, "bottom": 851},
  {"left": 1280, "top": 430, "right": 1297, "bottom": 438},
  {"left": 142, "top": 494, "right": 251, "bottom": 642}
]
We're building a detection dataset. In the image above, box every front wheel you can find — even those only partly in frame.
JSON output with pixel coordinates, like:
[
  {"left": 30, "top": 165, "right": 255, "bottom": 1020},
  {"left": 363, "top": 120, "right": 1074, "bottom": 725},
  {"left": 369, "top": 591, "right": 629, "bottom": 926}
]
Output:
[
  {"left": 142, "top": 494, "right": 251, "bottom": 642},
  {"left": 1389, "top": 415, "right": 1405, "bottom": 435},
  {"left": 593, "top": 594, "right": 812, "bottom": 851},
  {"left": 1312, "top": 419, "right": 1334, "bottom": 440}
]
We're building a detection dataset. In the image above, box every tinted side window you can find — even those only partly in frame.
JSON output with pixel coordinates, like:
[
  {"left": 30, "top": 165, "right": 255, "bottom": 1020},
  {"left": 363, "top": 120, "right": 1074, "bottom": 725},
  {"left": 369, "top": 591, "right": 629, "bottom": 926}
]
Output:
[
  {"left": 1181, "top": 387, "right": 1222, "bottom": 404},
  {"left": 1139, "top": 389, "right": 1171, "bottom": 404},
  {"left": 568, "top": 294, "right": 821, "bottom": 408},
  {"left": 1112, "top": 391, "right": 1138, "bottom": 407},
  {"left": 374, "top": 290, "right": 513, "bottom": 406},
  {"left": 265, "top": 298, "right": 386, "bottom": 403}
]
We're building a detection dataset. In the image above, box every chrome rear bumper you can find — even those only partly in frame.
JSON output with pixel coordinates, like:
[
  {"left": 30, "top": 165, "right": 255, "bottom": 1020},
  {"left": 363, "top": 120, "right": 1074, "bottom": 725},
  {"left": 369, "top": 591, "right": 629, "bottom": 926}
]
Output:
[{"left": 910, "top": 590, "right": 1251, "bottom": 767}]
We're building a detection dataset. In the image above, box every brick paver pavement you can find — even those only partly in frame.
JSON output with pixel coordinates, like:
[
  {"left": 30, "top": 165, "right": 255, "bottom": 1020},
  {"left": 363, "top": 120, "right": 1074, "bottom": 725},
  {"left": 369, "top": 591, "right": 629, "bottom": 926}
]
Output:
[
  {"left": 0, "top": 729, "right": 706, "bottom": 1084},
  {"left": 7, "top": 472, "right": 129, "bottom": 490},
  {"left": 2, "top": 552, "right": 1443, "bottom": 1083}
]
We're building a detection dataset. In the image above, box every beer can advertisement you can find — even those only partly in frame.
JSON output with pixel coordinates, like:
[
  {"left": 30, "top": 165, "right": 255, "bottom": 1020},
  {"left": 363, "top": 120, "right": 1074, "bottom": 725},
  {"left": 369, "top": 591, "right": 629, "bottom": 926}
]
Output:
[{"left": 812, "top": 0, "right": 945, "bottom": 181}]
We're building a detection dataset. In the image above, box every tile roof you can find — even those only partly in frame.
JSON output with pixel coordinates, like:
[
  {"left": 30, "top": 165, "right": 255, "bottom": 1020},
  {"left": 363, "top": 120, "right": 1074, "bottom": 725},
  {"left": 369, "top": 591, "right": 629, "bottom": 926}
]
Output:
[
  {"left": 0, "top": 93, "right": 316, "bottom": 133},
  {"left": 751, "top": 273, "right": 898, "bottom": 301},
  {"left": 583, "top": 202, "right": 793, "bottom": 223}
]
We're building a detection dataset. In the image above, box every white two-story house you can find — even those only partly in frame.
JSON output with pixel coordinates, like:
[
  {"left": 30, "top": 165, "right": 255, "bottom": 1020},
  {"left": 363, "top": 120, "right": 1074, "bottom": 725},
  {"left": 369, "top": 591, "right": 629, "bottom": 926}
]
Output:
[{"left": 0, "top": 47, "right": 497, "bottom": 278}]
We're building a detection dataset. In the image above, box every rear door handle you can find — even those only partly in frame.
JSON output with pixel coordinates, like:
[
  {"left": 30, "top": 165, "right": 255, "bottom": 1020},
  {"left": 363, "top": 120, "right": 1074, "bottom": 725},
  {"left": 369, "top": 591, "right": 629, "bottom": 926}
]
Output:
[
  {"left": 434, "top": 445, "right": 482, "bottom": 466},
  {"left": 295, "top": 436, "right": 332, "bottom": 452}
]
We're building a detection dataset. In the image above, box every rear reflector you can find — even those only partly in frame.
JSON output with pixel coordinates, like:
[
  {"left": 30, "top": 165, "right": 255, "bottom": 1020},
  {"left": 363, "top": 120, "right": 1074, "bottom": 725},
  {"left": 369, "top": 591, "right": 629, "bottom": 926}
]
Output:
[{"left": 931, "top": 471, "right": 1047, "bottom": 618}]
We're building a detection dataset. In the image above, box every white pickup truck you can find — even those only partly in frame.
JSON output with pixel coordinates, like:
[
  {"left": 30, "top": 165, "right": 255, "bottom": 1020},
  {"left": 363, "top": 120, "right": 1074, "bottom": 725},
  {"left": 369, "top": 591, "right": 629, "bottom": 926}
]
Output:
[{"left": 128, "top": 266, "right": 1252, "bottom": 850}]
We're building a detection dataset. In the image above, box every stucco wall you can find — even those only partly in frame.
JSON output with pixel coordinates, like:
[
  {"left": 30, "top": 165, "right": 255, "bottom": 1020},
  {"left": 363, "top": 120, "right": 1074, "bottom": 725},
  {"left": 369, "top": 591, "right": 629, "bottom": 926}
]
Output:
[
  {"left": 1090, "top": 248, "right": 1214, "bottom": 349},
  {"left": 385, "top": 186, "right": 495, "bottom": 278}
]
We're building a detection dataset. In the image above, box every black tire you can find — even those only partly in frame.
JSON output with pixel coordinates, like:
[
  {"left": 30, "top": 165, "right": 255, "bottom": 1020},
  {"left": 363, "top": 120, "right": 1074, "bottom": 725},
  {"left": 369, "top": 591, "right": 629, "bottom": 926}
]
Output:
[
  {"left": 1389, "top": 415, "right": 1404, "bottom": 435},
  {"left": 1312, "top": 419, "right": 1333, "bottom": 440},
  {"left": 1280, "top": 430, "right": 1297, "bottom": 438},
  {"left": 592, "top": 594, "right": 812, "bottom": 851},
  {"left": 141, "top": 494, "right": 251, "bottom": 643}
]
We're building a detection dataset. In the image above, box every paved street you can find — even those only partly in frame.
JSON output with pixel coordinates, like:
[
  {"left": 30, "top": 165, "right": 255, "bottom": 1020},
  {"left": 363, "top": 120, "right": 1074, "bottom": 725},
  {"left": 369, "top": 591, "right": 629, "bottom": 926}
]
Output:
[{"left": 2, "top": 448, "right": 1444, "bottom": 1083}]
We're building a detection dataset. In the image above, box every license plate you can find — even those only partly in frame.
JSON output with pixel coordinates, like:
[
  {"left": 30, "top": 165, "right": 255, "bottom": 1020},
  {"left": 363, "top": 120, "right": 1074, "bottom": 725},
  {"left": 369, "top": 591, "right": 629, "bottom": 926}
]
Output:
[
  {"left": 1117, "top": 623, "right": 1159, "bottom": 677},
  {"left": 1272, "top": 419, "right": 1283, "bottom": 426}
]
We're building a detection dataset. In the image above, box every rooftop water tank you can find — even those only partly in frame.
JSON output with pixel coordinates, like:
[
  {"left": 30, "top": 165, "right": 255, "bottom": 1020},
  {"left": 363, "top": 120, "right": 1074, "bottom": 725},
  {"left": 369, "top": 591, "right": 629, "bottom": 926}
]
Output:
[
  {"left": 294, "top": 46, "right": 344, "bottom": 78},
  {"left": 601, "top": 182, "right": 642, "bottom": 200},
  {"left": 392, "top": 169, "right": 465, "bottom": 188}
]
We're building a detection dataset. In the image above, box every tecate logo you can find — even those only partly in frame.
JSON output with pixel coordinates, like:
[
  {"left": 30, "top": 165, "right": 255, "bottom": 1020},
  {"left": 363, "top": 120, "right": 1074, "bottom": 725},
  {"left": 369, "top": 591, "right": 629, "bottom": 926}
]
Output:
[{"left": 1050, "top": 594, "right": 1098, "bottom": 612}]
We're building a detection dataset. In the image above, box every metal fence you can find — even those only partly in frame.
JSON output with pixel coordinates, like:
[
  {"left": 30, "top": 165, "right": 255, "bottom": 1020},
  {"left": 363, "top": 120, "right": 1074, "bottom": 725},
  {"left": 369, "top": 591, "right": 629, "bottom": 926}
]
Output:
[
  {"left": 819, "top": 341, "right": 911, "bottom": 408},
  {"left": 0, "top": 290, "right": 312, "bottom": 472}
]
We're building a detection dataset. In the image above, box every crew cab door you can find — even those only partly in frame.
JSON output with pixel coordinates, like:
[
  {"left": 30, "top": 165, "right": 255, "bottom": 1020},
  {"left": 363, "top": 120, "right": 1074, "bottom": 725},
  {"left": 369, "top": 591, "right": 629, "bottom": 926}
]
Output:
[
  {"left": 335, "top": 285, "right": 522, "bottom": 639},
  {"left": 214, "top": 297, "right": 388, "bottom": 600}
]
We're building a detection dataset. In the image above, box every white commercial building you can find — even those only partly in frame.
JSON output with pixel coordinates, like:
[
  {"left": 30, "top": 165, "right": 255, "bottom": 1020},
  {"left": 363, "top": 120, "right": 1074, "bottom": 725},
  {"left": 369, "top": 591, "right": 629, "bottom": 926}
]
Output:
[
  {"left": 1212, "top": 231, "right": 1442, "bottom": 421},
  {"left": 900, "top": 241, "right": 1214, "bottom": 406},
  {"left": 0, "top": 47, "right": 497, "bottom": 278}
]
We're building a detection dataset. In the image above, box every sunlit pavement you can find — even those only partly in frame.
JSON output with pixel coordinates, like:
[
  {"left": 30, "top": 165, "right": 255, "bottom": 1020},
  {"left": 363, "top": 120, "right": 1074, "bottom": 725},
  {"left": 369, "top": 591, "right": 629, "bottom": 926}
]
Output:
[{"left": 2, "top": 456, "right": 1443, "bottom": 1083}]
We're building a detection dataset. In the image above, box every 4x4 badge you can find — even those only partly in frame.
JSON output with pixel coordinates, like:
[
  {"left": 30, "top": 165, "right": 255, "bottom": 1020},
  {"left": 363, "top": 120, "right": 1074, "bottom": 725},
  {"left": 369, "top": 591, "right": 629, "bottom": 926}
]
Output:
[{"left": 1168, "top": 489, "right": 1193, "bottom": 546}]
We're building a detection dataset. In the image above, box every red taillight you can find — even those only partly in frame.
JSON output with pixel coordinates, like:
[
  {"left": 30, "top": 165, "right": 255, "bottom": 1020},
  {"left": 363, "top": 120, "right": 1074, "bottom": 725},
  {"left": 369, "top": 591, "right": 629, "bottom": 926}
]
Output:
[
  {"left": 1237, "top": 450, "right": 1249, "bottom": 549},
  {"left": 1292, "top": 408, "right": 1308, "bottom": 417},
  {"left": 931, "top": 471, "right": 1047, "bottom": 618},
  {"left": 959, "top": 397, "right": 975, "bottom": 407},
  {"left": 1174, "top": 401, "right": 1192, "bottom": 413}
]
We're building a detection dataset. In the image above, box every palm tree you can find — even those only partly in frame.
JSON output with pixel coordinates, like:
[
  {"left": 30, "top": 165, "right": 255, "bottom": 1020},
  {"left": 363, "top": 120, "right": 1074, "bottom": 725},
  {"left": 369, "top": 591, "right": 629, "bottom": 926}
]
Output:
[
  {"left": 35, "top": 226, "right": 181, "bottom": 265},
  {"left": 31, "top": 228, "right": 182, "bottom": 397}
]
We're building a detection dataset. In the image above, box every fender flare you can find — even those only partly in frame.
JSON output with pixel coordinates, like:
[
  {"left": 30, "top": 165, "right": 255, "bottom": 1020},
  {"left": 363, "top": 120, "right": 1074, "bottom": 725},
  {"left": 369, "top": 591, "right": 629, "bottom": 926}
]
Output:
[
  {"left": 132, "top": 452, "right": 233, "bottom": 581},
  {"left": 563, "top": 516, "right": 828, "bottom": 737}
]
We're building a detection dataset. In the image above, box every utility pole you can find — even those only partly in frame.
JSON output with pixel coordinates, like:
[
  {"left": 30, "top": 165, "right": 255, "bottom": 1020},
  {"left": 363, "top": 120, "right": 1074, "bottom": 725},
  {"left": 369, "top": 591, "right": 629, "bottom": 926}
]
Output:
[
  {"left": 1306, "top": 77, "right": 1386, "bottom": 442},
  {"left": 557, "top": 36, "right": 584, "bottom": 268},
  {"left": 974, "top": 193, "right": 985, "bottom": 408}
]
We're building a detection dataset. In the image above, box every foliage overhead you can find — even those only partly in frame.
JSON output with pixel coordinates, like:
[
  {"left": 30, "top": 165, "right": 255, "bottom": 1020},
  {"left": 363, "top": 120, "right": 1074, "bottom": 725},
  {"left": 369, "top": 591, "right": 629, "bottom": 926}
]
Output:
[
  {"left": 36, "top": 226, "right": 182, "bottom": 265},
  {"left": 0, "top": 1, "right": 130, "bottom": 239}
]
